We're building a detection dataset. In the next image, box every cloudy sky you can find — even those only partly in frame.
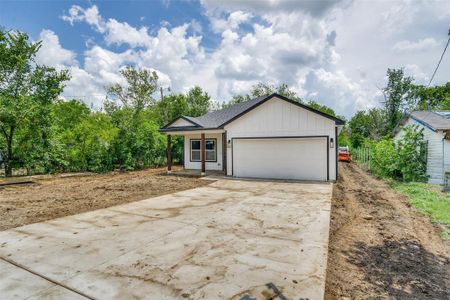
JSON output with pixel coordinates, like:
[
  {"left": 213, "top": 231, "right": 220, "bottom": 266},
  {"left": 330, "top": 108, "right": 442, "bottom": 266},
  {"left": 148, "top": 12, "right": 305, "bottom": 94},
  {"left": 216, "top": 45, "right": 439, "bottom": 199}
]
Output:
[{"left": 1, "top": 0, "right": 449, "bottom": 118}]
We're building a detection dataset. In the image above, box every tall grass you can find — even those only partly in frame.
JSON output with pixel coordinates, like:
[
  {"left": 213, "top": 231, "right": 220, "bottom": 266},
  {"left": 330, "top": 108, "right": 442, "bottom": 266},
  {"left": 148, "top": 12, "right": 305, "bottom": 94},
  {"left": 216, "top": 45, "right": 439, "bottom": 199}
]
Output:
[{"left": 393, "top": 182, "right": 450, "bottom": 240}]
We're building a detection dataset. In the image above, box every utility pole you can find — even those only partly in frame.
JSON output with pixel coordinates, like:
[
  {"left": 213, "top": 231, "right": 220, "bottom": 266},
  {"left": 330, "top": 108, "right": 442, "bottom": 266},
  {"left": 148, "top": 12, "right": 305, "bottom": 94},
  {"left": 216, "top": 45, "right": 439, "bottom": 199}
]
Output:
[{"left": 160, "top": 86, "right": 171, "bottom": 123}]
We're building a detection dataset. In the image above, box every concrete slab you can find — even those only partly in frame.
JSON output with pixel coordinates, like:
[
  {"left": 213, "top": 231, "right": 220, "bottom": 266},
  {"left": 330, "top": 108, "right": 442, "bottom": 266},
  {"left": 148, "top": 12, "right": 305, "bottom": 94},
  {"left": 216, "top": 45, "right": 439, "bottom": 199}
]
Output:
[{"left": 0, "top": 179, "right": 332, "bottom": 300}]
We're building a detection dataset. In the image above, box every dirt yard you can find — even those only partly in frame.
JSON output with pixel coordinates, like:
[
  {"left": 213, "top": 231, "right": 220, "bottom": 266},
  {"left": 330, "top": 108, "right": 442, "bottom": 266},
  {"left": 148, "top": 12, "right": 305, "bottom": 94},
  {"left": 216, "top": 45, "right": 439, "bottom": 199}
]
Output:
[
  {"left": 325, "top": 163, "right": 450, "bottom": 299},
  {"left": 0, "top": 167, "right": 209, "bottom": 231}
]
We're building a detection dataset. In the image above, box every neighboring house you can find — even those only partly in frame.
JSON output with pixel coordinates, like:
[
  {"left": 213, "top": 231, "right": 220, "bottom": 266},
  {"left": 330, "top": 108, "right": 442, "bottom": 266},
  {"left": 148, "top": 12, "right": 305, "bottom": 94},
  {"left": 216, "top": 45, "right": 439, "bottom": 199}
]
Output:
[
  {"left": 160, "top": 93, "right": 345, "bottom": 182},
  {"left": 394, "top": 111, "right": 450, "bottom": 185}
]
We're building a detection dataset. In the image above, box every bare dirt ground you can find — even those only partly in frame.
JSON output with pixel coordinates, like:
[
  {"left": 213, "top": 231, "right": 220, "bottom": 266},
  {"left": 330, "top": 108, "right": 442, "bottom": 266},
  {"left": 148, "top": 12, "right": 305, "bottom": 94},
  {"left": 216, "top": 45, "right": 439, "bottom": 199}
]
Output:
[
  {"left": 325, "top": 163, "right": 450, "bottom": 299},
  {"left": 0, "top": 167, "right": 209, "bottom": 231}
]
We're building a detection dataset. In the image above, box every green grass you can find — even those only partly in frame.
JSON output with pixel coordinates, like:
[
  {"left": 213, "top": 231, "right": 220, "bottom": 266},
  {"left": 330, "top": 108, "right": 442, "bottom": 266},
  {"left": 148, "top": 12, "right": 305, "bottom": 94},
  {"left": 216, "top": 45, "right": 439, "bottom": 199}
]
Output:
[{"left": 392, "top": 182, "right": 450, "bottom": 240}]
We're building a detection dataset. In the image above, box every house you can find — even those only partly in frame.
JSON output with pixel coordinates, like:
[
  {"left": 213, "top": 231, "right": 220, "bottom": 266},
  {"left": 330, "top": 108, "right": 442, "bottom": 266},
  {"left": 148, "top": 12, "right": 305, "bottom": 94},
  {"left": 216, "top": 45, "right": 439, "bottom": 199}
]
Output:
[
  {"left": 159, "top": 93, "right": 345, "bottom": 181},
  {"left": 394, "top": 111, "right": 450, "bottom": 185}
]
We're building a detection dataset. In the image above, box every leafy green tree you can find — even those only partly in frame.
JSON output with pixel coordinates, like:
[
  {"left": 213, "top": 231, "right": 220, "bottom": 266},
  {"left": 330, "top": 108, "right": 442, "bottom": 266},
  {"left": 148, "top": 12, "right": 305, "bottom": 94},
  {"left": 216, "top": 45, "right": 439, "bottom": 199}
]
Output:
[
  {"left": 370, "top": 139, "right": 399, "bottom": 178},
  {"left": 338, "top": 127, "right": 351, "bottom": 147},
  {"left": 0, "top": 30, "right": 70, "bottom": 176},
  {"left": 157, "top": 93, "right": 188, "bottom": 125},
  {"left": 307, "top": 100, "right": 336, "bottom": 116},
  {"left": 70, "top": 113, "right": 118, "bottom": 172},
  {"left": 396, "top": 125, "right": 427, "bottom": 182},
  {"left": 104, "top": 65, "right": 166, "bottom": 170},
  {"left": 106, "top": 66, "right": 159, "bottom": 112},
  {"left": 382, "top": 68, "right": 414, "bottom": 133},
  {"left": 414, "top": 82, "right": 450, "bottom": 110},
  {"left": 223, "top": 82, "right": 301, "bottom": 108},
  {"left": 52, "top": 99, "right": 90, "bottom": 129},
  {"left": 185, "top": 86, "right": 211, "bottom": 117},
  {"left": 348, "top": 108, "right": 385, "bottom": 148}
]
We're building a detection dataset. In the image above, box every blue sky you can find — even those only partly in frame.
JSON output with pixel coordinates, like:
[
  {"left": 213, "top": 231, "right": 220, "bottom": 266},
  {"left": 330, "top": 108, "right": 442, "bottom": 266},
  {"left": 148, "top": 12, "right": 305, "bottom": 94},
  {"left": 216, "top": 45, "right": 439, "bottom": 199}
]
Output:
[{"left": 1, "top": 0, "right": 449, "bottom": 117}]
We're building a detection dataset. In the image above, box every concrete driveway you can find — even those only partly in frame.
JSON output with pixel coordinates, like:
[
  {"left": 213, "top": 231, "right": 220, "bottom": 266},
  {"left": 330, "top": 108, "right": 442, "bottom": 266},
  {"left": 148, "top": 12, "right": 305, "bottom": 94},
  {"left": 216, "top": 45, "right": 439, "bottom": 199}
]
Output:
[{"left": 0, "top": 178, "right": 332, "bottom": 300}]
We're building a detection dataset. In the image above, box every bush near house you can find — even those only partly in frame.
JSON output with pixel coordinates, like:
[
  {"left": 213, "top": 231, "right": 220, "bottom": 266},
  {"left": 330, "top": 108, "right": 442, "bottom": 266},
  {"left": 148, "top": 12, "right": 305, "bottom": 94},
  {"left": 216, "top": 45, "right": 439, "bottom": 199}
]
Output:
[{"left": 358, "top": 125, "right": 427, "bottom": 182}]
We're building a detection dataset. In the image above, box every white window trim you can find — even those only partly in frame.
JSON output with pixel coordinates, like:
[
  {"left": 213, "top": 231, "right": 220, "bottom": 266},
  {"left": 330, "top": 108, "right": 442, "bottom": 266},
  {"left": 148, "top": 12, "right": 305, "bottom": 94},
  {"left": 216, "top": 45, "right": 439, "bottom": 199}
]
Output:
[{"left": 190, "top": 139, "right": 217, "bottom": 162}]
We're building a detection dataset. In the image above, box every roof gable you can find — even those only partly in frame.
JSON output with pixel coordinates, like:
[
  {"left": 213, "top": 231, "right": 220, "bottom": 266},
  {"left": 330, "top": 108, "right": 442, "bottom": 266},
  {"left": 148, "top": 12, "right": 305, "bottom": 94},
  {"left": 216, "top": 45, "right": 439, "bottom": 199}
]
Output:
[{"left": 162, "top": 116, "right": 202, "bottom": 129}]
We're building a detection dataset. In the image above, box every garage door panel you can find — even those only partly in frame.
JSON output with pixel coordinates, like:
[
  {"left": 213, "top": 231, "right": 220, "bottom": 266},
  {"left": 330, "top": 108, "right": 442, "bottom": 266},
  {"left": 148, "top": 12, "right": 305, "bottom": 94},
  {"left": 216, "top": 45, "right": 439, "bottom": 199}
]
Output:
[{"left": 233, "top": 138, "right": 327, "bottom": 181}]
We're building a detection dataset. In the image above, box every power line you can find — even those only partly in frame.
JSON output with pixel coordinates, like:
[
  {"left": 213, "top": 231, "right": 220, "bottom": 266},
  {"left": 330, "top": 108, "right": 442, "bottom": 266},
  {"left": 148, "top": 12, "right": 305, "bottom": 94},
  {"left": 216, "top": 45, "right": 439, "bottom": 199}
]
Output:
[{"left": 428, "top": 29, "right": 450, "bottom": 87}]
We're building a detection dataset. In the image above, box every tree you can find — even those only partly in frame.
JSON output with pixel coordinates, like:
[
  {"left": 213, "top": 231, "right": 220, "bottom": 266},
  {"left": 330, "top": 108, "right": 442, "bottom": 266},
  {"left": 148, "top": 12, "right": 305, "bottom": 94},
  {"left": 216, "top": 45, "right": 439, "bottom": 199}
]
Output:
[
  {"left": 106, "top": 66, "right": 159, "bottom": 112},
  {"left": 223, "top": 82, "right": 301, "bottom": 108},
  {"left": 185, "top": 86, "right": 211, "bottom": 117},
  {"left": 414, "top": 82, "right": 450, "bottom": 110},
  {"left": 382, "top": 68, "right": 414, "bottom": 133},
  {"left": 348, "top": 108, "right": 385, "bottom": 148},
  {"left": 0, "top": 30, "right": 70, "bottom": 176},
  {"left": 396, "top": 125, "right": 427, "bottom": 182},
  {"left": 306, "top": 100, "right": 345, "bottom": 119},
  {"left": 104, "top": 66, "right": 167, "bottom": 170}
]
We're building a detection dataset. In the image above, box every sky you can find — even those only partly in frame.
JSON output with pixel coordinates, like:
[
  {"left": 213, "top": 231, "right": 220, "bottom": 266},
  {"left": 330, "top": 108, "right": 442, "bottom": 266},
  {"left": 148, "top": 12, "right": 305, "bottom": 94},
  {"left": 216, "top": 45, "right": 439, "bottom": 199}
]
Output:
[{"left": 1, "top": 0, "right": 449, "bottom": 118}]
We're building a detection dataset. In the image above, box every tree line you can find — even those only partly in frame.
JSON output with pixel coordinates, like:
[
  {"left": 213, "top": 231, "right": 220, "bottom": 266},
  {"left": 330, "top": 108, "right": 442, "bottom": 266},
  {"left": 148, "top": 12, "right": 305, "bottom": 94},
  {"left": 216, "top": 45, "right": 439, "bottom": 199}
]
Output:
[{"left": 0, "top": 29, "right": 341, "bottom": 177}]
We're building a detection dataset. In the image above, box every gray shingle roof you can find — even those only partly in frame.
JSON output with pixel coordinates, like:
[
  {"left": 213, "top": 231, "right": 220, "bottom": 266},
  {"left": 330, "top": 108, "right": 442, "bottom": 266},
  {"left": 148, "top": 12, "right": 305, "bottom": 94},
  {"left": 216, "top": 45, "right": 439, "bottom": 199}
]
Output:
[
  {"left": 189, "top": 95, "right": 267, "bottom": 128},
  {"left": 160, "top": 93, "right": 345, "bottom": 131},
  {"left": 410, "top": 111, "right": 450, "bottom": 131}
]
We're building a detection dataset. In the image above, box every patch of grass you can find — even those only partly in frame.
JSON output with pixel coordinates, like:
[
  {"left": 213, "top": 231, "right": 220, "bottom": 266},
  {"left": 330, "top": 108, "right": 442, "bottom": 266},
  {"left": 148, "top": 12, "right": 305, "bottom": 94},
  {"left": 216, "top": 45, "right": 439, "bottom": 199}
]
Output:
[{"left": 392, "top": 182, "right": 450, "bottom": 240}]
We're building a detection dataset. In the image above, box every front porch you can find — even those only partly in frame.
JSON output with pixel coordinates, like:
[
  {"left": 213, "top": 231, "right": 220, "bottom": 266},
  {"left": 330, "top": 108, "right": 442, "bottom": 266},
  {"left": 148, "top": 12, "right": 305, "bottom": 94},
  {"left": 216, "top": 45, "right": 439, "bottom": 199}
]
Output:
[{"left": 163, "top": 129, "right": 227, "bottom": 176}]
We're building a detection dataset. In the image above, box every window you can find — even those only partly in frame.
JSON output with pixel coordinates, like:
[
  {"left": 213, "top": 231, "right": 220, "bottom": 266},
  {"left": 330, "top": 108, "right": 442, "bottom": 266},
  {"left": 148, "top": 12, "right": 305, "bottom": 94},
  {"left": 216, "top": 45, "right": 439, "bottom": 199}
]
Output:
[{"left": 191, "top": 139, "right": 216, "bottom": 162}]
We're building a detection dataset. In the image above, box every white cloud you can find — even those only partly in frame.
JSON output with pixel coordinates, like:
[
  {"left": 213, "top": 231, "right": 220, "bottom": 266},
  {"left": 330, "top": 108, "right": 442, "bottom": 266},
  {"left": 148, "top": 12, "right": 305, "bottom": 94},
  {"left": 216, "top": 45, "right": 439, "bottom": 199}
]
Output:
[
  {"left": 392, "top": 38, "right": 440, "bottom": 52},
  {"left": 303, "top": 69, "right": 376, "bottom": 116},
  {"left": 35, "top": 30, "right": 77, "bottom": 68},
  {"left": 51, "top": 2, "right": 450, "bottom": 117},
  {"left": 62, "top": 5, "right": 105, "bottom": 33},
  {"left": 104, "top": 19, "right": 151, "bottom": 47},
  {"left": 210, "top": 10, "right": 252, "bottom": 33}
]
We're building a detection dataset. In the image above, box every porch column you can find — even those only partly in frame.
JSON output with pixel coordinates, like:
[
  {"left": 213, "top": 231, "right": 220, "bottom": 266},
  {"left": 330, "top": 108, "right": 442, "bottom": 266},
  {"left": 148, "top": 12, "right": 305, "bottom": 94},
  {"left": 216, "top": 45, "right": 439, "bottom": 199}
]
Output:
[
  {"left": 167, "top": 134, "right": 172, "bottom": 174},
  {"left": 201, "top": 133, "right": 206, "bottom": 175}
]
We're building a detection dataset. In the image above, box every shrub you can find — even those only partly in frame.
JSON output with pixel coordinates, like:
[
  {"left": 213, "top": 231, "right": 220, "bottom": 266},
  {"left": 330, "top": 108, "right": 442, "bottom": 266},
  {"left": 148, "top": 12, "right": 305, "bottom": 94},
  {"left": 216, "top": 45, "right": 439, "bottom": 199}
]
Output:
[
  {"left": 396, "top": 125, "right": 427, "bottom": 182},
  {"left": 365, "top": 125, "right": 427, "bottom": 182},
  {"left": 370, "top": 139, "right": 399, "bottom": 178}
]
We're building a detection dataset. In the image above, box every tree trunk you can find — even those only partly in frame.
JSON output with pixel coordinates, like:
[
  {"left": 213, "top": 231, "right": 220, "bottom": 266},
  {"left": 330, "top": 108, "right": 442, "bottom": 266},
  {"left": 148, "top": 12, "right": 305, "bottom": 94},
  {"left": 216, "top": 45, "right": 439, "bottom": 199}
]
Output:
[
  {"left": 5, "top": 162, "right": 12, "bottom": 177},
  {"left": 4, "top": 127, "right": 14, "bottom": 177}
]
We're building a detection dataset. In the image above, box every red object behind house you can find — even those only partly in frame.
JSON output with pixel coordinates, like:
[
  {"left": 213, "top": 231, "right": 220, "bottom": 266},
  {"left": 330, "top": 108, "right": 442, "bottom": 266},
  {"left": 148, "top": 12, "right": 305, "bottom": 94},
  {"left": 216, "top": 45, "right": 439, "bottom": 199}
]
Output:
[{"left": 338, "top": 146, "right": 350, "bottom": 162}]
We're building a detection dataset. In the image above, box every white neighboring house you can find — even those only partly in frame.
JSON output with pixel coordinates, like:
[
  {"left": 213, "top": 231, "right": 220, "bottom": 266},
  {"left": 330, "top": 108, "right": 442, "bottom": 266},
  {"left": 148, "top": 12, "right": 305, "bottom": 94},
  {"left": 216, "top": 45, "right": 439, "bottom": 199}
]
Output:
[
  {"left": 160, "top": 93, "right": 345, "bottom": 181},
  {"left": 394, "top": 111, "right": 450, "bottom": 185}
]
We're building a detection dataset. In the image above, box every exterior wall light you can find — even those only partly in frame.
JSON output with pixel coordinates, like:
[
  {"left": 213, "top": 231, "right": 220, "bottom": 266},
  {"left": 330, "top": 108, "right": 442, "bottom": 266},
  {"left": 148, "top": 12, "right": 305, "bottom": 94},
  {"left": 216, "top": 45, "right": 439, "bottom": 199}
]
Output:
[{"left": 330, "top": 138, "right": 334, "bottom": 148}]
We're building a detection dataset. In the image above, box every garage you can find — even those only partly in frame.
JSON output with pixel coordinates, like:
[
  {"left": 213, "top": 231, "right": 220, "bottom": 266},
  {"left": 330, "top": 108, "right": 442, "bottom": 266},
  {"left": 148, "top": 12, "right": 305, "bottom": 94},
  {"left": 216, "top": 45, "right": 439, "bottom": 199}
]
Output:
[{"left": 232, "top": 137, "right": 328, "bottom": 181}]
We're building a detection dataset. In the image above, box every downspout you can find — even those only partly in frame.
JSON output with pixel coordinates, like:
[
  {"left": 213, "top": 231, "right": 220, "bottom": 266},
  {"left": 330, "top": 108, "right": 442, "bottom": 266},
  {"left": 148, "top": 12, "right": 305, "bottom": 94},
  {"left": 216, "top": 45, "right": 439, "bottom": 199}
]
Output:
[
  {"left": 443, "top": 131, "right": 449, "bottom": 189},
  {"left": 442, "top": 135, "right": 445, "bottom": 188}
]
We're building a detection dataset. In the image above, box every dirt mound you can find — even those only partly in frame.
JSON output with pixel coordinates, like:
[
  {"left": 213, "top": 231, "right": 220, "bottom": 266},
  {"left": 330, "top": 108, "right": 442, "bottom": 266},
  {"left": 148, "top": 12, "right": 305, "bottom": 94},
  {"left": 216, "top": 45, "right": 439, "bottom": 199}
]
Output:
[{"left": 325, "top": 163, "right": 449, "bottom": 299}]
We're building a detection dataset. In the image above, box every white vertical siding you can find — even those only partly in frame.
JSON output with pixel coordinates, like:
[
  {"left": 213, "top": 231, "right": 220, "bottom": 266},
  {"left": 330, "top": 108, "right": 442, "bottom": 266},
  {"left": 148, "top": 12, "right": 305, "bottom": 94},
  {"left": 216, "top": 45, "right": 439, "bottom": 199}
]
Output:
[
  {"left": 183, "top": 133, "right": 223, "bottom": 171},
  {"left": 395, "top": 118, "right": 445, "bottom": 184},
  {"left": 224, "top": 96, "right": 337, "bottom": 180}
]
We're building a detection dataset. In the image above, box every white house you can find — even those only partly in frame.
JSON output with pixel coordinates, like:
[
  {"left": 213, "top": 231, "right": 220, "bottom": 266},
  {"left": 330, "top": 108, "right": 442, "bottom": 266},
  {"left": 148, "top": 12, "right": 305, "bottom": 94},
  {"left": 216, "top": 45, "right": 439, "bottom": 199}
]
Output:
[
  {"left": 394, "top": 111, "right": 450, "bottom": 185},
  {"left": 160, "top": 93, "right": 345, "bottom": 181}
]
